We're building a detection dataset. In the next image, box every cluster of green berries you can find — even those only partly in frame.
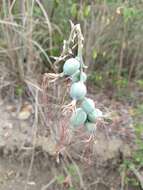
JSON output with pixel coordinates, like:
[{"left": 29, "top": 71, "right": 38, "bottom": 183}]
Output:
[{"left": 62, "top": 57, "right": 103, "bottom": 133}]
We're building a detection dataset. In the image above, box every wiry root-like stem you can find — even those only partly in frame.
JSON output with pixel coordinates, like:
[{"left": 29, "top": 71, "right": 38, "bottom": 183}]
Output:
[
  {"left": 43, "top": 73, "right": 61, "bottom": 83},
  {"left": 83, "top": 134, "right": 94, "bottom": 143},
  {"left": 62, "top": 100, "right": 76, "bottom": 115}
]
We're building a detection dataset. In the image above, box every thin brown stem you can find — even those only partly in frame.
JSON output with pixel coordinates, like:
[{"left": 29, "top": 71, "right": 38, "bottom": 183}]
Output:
[{"left": 118, "top": 23, "right": 126, "bottom": 81}]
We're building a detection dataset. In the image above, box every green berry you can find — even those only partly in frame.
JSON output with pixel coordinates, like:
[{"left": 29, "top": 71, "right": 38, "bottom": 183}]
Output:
[
  {"left": 88, "top": 108, "right": 103, "bottom": 123},
  {"left": 81, "top": 98, "right": 95, "bottom": 114},
  {"left": 70, "top": 108, "right": 87, "bottom": 127},
  {"left": 71, "top": 70, "right": 87, "bottom": 83},
  {"left": 70, "top": 82, "right": 87, "bottom": 100},
  {"left": 63, "top": 58, "right": 80, "bottom": 76}
]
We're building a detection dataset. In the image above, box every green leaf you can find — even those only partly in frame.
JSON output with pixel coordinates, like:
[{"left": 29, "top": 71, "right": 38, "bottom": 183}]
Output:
[
  {"left": 136, "top": 80, "right": 143, "bottom": 88},
  {"left": 71, "top": 3, "right": 77, "bottom": 18},
  {"left": 56, "top": 175, "right": 65, "bottom": 184},
  {"left": 92, "top": 49, "right": 97, "bottom": 60},
  {"left": 68, "top": 187, "right": 76, "bottom": 190},
  {"left": 123, "top": 7, "right": 138, "bottom": 23},
  {"left": 15, "top": 85, "right": 24, "bottom": 96},
  {"left": 83, "top": 5, "right": 91, "bottom": 17},
  {"left": 68, "top": 164, "right": 76, "bottom": 176}
]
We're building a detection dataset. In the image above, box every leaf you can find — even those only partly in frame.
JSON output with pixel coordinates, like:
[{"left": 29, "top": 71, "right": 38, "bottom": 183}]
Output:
[
  {"left": 103, "top": 51, "right": 106, "bottom": 57},
  {"left": 123, "top": 7, "right": 138, "bottom": 23},
  {"left": 128, "top": 108, "right": 136, "bottom": 116},
  {"left": 136, "top": 80, "right": 143, "bottom": 88},
  {"left": 71, "top": 3, "right": 77, "bottom": 18},
  {"left": 15, "top": 85, "right": 24, "bottom": 96},
  {"left": 68, "top": 187, "right": 76, "bottom": 190},
  {"left": 92, "top": 49, "right": 97, "bottom": 60},
  {"left": 68, "top": 164, "right": 76, "bottom": 176},
  {"left": 83, "top": 5, "right": 91, "bottom": 17},
  {"left": 56, "top": 175, "right": 65, "bottom": 184}
]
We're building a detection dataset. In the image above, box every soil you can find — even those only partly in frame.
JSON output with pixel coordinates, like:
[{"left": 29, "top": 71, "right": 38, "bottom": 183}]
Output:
[{"left": 0, "top": 95, "right": 139, "bottom": 190}]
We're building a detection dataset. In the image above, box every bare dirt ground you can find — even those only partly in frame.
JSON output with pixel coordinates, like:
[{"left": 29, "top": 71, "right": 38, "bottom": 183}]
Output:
[{"left": 0, "top": 94, "right": 139, "bottom": 190}]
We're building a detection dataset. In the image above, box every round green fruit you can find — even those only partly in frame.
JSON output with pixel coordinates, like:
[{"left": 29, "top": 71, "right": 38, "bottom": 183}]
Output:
[
  {"left": 88, "top": 108, "right": 103, "bottom": 122},
  {"left": 81, "top": 98, "right": 95, "bottom": 114},
  {"left": 71, "top": 70, "right": 87, "bottom": 83},
  {"left": 63, "top": 58, "right": 80, "bottom": 76},
  {"left": 85, "top": 122, "right": 97, "bottom": 133},
  {"left": 70, "top": 82, "right": 87, "bottom": 100},
  {"left": 70, "top": 108, "right": 87, "bottom": 127}
]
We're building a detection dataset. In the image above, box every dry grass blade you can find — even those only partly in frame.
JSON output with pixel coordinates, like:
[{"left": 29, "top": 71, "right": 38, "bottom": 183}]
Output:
[
  {"left": 9, "top": 0, "right": 17, "bottom": 12},
  {"left": 35, "top": 0, "right": 53, "bottom": 52},
  {"left": 41, "top": 177, "right": 56, "bottom": 190},
  {"left": 0, "top": 20, "right": 23, "bottom": 28},
  {"left": 32, "top": 39, "right": 54, "bottom": 70},
  {"left": 24, "top": 79, "right": 43, "bottom": 92},
  {"left": 129, "top": 166, "right": 143, "bottom": 189},
  {"left": 24, "top": 88, "right": 39, "bottom": 190},
  {"left": 65, "top": 150, "right": 87, "bottom": 190}
]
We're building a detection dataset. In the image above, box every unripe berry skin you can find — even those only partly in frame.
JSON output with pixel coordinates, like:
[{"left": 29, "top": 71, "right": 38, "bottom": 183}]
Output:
[
  {"left": 85, "top": 122, "right": 97, "bottom": 133},
  {"left": 63, "top": 58, "right": 80, "bottom": 76},
  {"left": 70, "top": 108, "right": 87, "bottom": 127},
  {"left": 88, "top": 109, "right": 103, "bottom": 122},
  {"left": 71, "top": 70, "right": 87, "bottom": 83},
  {"left": 70, "top": 82, "right": 87, "bottom": 100},
  {"left": 81, "top": 98, "right": 95, "bottom": 114}
]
